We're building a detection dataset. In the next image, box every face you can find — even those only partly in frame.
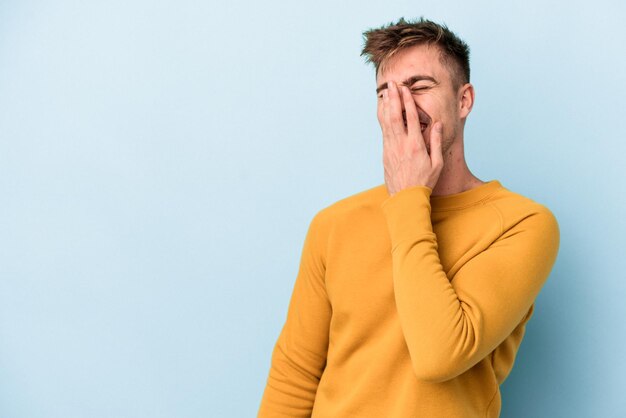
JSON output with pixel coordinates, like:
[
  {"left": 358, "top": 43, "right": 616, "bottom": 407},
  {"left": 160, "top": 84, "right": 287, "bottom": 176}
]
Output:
[{"left": 375, "top": 43, "right": 473, "bottom": 156}]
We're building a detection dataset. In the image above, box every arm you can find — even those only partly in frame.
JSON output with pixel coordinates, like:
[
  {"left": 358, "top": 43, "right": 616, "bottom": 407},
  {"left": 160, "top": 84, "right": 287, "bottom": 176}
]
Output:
[
  {"left": 257, "top": 211, "right": 331, "bottom": 417},
  {"left": 380, "top": 185, "right": 560, "bottom": 383}
]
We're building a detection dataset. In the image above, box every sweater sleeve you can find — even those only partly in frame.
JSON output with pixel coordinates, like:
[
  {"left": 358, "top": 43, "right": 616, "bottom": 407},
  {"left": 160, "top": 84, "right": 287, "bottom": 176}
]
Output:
[
  {"left": 380, "top": 185, "right": 560, "bottom": 384},
  {"left": 257, "top": 211, "right": 331, "bottom": 417}
]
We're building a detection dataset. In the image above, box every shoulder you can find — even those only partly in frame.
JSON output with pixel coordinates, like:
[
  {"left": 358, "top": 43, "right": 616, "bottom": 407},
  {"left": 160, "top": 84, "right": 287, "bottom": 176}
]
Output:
[
  {"left": 488, "top": 185, "right": 560, "bottom": 247},
  {"left": 316, "top": 182, "right": 387, "bottom": 217},
  {"left": 309, "top": 183, "right": 388, "bottom": 232}
]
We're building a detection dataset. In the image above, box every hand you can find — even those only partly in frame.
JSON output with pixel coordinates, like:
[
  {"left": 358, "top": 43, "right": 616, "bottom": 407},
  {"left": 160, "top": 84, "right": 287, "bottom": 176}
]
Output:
[{"left": 378, "top": 80, "right": 444, "bottom": 196}]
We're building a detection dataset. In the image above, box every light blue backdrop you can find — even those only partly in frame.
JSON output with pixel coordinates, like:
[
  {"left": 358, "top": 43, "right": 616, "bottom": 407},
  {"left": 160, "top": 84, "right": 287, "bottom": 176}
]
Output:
[{"left": 1, "top": 1, "right": 624, "bottom": 417}]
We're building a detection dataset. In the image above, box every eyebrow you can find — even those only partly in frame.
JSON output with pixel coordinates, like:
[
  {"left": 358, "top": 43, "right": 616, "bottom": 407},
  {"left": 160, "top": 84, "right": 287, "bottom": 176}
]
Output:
[{"left": 376, "top": 74, "right": 438, "bottom": 94}]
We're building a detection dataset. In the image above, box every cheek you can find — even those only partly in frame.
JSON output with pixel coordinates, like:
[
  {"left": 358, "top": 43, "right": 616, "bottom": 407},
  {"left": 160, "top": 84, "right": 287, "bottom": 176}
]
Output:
[{"left": 411, "top": 95, "right": 434, "bottom": 117}]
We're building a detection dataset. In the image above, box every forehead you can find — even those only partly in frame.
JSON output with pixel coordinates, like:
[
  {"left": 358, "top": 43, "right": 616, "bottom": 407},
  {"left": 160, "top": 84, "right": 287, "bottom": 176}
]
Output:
[{"left": 376, "top": 43, "right": 444, "bottom": 84}]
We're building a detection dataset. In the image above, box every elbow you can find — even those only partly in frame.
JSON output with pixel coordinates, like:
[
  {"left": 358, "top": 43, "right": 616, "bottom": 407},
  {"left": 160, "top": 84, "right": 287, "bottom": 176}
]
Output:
[
  {"left": 411, "top": 362, "right": 455, "bottom": 384},
  {"left": 407, "top": 320, "right": 483, "bottom": 383},
  {"left": 409, "top": 352, "right": 467, "bottom": 384}
]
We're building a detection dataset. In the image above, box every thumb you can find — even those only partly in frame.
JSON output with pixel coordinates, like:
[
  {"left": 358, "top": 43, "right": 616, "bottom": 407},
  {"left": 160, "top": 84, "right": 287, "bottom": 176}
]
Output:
[{"left": 430, "top": 122, "right": 444, "bottom": 166}]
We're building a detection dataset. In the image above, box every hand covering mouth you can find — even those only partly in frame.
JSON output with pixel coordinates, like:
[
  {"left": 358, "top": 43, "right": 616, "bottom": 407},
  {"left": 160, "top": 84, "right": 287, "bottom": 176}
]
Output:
[{"left": 401, "top": 110, "right": 431, "bottom": 132}]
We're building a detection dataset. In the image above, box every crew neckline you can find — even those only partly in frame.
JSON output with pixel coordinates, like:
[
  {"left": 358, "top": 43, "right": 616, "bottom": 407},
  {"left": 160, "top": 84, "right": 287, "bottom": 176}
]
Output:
[{"left": 429, "top": 179, "right": 503, "bottom": 211}]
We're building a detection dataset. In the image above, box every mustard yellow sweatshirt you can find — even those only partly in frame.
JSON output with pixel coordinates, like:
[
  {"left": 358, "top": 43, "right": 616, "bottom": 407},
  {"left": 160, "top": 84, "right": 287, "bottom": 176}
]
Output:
[{"left": 258, "top": 180, "right": 560, "bottom": 418}]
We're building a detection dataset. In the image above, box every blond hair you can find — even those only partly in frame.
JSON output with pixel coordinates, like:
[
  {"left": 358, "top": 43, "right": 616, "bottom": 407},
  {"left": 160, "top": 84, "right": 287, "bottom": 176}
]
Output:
[{"left": 360, "top": 16, "right": 471, "bottom": 92}]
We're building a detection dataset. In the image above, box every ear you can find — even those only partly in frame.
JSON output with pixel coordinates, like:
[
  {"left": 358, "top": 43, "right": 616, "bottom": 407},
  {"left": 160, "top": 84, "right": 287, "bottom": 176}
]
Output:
[{"left": 458, "top": 83, "right": 475, "bottom": 119}]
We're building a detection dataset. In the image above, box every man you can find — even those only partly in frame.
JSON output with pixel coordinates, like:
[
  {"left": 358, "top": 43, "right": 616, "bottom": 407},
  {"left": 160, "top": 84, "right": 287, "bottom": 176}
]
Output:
[{"left": 258, "top": 16, "right": 560, "bottom": 418}]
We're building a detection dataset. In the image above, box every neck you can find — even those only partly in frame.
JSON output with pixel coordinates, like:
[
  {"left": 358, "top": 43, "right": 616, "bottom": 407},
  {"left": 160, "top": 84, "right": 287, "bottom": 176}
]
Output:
[{"left": 431, "top": 135, "right": 483, "bottom": 197}]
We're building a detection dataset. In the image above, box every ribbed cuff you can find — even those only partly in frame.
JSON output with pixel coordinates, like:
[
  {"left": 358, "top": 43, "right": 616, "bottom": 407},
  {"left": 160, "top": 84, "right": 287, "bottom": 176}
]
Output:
[{"left": 380, "top": 185, "right": 434, "bottom": 249}]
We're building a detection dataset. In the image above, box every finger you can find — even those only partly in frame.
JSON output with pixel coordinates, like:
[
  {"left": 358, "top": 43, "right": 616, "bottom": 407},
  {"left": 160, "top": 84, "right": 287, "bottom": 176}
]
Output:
[
  {"left": 400, "top": 85, "right": 426, "bottom": 153},
  {"left": 380, "top": 94, "right": 389, "bottom": 155},
  {"left": 430, "top": 121, "right": 444, "bottom": 167},
  {"left": 387, "top": 81, "right": 405, "bottom": 137},
  {"left": 377, "top": 93, "right": 384, "bottom": 131},
  {"left": 381, "top": 92, "right": 392, "bottom": 165},
  {"left": 382, "top": 88, "right": 392, "bottom": 138},
  {"left": 378, "top": 90, "right": 388, "bottom": 133}
]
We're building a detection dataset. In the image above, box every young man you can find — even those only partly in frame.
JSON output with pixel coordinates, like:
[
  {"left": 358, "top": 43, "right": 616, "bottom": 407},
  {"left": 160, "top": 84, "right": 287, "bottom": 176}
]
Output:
[{"left": 258, "top": 17, "right": 560, "bottom": 418}]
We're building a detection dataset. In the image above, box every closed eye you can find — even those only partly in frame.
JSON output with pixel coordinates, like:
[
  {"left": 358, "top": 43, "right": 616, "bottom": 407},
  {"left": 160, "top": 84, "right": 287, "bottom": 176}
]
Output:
[{"left": 377, "top": 86, "right": 429, "bottom": 99}]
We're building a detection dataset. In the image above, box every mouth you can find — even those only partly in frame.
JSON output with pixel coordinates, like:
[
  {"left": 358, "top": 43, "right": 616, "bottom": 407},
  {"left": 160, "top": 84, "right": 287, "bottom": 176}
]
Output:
[
  {"left": 402, "top": 117, "right": 429, "bottom": 133},
  {"left": 402, "top": 110, "right": 431, "bottom": 134}
]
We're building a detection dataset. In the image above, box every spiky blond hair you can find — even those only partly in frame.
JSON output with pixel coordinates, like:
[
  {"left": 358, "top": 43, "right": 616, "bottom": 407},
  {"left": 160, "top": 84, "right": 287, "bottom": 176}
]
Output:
[{"left": 360, "top": 16, "right": 471, "bottom": 92}]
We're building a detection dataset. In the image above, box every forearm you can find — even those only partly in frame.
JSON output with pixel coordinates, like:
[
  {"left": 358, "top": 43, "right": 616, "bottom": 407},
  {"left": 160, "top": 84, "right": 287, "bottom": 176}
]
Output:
[{"left": 380, "top": 185, "right": 559, "bottom": 383}]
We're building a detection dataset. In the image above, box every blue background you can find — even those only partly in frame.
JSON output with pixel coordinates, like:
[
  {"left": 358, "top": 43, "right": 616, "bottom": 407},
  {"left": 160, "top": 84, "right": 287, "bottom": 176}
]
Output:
[{"left": 1, "top": 1, "right": 624, "bottom": 417}]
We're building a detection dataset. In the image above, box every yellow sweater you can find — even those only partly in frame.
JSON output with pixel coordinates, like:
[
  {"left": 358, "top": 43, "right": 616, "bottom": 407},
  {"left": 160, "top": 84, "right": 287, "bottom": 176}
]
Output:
[{"left": 258, "top": 180, "right": 560, "bottom": 418}]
